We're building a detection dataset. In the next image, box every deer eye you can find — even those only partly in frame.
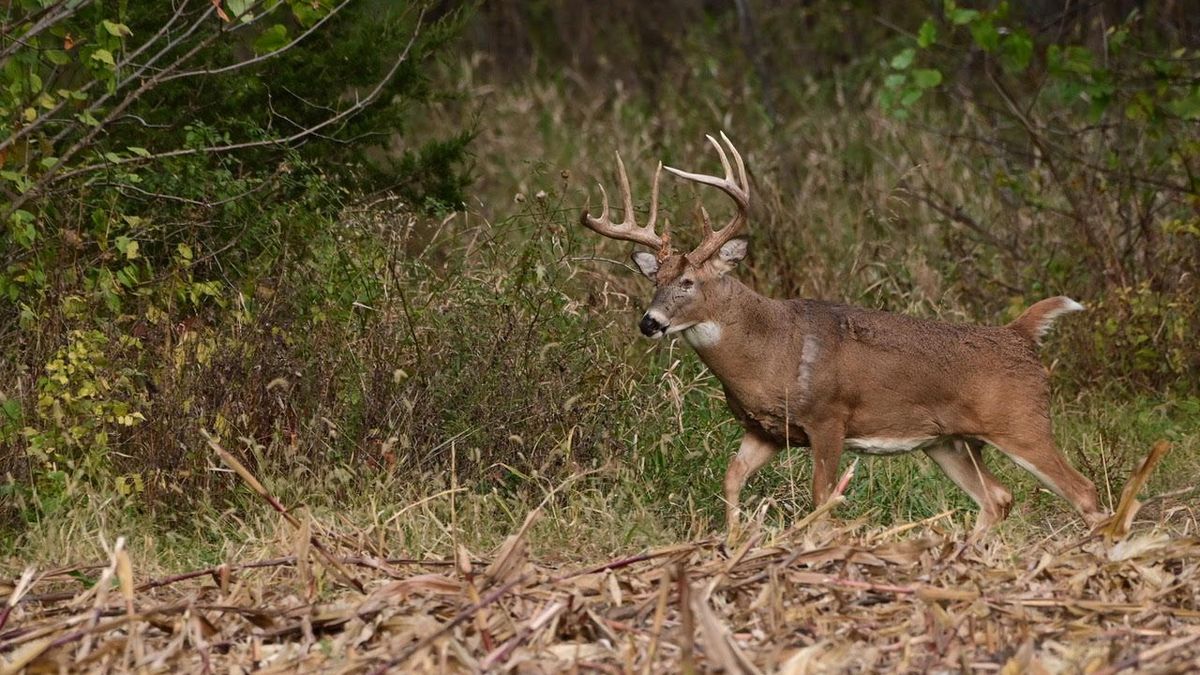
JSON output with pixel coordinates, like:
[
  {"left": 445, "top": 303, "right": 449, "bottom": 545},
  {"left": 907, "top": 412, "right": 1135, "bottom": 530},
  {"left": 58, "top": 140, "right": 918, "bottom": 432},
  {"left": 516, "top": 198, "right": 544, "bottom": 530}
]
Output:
[{"left": 680, "top": 279, "right": 694, "bottom": 290}]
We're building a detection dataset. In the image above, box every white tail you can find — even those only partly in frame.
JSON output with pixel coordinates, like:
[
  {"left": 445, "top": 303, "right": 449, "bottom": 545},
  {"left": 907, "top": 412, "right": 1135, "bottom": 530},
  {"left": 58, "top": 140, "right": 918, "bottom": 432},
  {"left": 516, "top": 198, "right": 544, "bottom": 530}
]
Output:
[{"left": 1008, "top": 296, "right": 1085, "bottom": 343}]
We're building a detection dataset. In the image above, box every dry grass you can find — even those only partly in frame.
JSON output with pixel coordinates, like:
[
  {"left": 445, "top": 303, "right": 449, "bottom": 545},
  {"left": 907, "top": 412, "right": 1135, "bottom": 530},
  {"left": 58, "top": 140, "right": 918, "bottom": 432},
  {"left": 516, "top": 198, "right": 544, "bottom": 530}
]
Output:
[
  {"left": 4, "top": 441, "right": 1198, "bottom": 673},
  {"left": 5, "top": 19, "right": 1199, "bottom": 672}
]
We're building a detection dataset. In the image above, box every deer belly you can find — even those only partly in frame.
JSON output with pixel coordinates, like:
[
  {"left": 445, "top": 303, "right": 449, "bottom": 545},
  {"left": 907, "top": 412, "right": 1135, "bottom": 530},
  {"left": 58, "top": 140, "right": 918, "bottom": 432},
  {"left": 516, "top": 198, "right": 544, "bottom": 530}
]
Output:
[{"left": 844, "top": 436, "right": 939, "bottom": 455}]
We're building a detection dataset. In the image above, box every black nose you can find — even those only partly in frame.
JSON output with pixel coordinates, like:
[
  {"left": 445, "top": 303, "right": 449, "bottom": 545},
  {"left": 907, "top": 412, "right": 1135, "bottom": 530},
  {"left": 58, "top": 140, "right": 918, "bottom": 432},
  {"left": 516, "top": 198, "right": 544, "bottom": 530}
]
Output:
[{"left": 639, "top": 313, "right": 665, "bottom": 336}]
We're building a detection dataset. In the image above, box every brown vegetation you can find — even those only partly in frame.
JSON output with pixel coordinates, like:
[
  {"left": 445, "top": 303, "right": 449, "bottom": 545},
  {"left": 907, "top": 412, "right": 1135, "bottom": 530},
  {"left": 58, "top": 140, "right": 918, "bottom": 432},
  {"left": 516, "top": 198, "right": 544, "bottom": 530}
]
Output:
[{"left": 3, "top": 443, "right": 1196, "bottom": 673}]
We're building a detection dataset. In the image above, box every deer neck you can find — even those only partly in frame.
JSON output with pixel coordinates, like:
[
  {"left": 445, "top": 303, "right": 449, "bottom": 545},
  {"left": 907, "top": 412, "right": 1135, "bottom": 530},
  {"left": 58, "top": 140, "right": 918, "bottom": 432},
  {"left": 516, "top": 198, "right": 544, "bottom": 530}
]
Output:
[{"left": 681, "top": 277, "right": 786, "bottom": 382}]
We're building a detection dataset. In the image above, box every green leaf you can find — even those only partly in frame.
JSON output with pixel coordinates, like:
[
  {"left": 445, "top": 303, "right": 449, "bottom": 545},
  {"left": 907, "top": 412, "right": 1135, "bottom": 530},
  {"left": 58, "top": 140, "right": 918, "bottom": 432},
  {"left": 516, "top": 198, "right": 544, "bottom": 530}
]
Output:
[
  {"left": 45, "top": 49, "right": 71, "bottom": 65},
  {"left": 1049, "top": 45, "right": 1094, "bottom": 75},
  {"left": 912, "top": 68, "right": 943, "bottom": 88},
  {"left": 291, "top": 1, "right": 332, "bottom": 27},
  {"left": 101, "top": 20, "right": 132, "bottom": 37},
  {"left": 116, "top": 266, "right": 137, "bottom": 288},
  {"left": 917, "top": 20, "right": 938, "bottom": 48},
  {"left": 883, "top": 73, "right": 907, "bottom": 89},
  {"left": 900, "top": 88, "right": 924, "bottom": 107},
  {"left": 254, "top": 24, "right": 289, "bottom": 53},
  {"left": 969, "top": 19, "right": 999, "bottom": 52},
  {"left": 1166, "top": 86, "right": 1200, "bottom": 120},
  {"left": 227, "top": 0, "right": 254, "bottom": 22},
  {"left": 950, "top": 8, "right": 980, "bottom": 25},
  {"left": 1109, "top": 26, "right": 1129, "bottom": 50},
  {"left": 10, "top": 211, "right": 37, "bottom": 247},
  {"left": 103, "top": 151, "right": 122, "bottom": 163},
  {"left": 890, "top": 48, "right": 916, "bottom": 70},
  {"left": 998, "top": 32, "right": 1033, "bottom": 72},
  {"left": 90, "top": 49, "right": 115, "bottom": 67},
  {"left": 127, "top": 146, "right": 151, "bottom": 158},
  {"left": 115, "top": 236, "right": 139, "bottom": 260},
  {"left": 0, "top": 398, "right": 20, "bottom": 422}
]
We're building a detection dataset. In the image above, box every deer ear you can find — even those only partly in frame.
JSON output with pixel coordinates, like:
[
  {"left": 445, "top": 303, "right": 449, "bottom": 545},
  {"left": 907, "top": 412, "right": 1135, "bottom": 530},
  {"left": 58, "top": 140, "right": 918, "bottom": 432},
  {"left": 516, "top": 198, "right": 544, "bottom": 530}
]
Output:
[
  {"left": 631, "top": 250, "right": 659, "bottom": 280},
  {"left": 710, "top": 236, "right": 749, "bottom": 275}
]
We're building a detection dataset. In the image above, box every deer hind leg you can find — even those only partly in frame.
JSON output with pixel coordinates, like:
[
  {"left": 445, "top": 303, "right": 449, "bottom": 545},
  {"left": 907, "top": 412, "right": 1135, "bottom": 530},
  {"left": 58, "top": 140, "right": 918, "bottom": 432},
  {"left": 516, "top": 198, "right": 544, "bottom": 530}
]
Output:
[
  {"left": 984, "top": 426, "right": 1105, "bottom": 527},
  {"left": 925, "top": 439, "right": 1012, "bottom": 533},
  {"left": 724, "top": 430, "right": 780, "bottom": 540},
  {"left": 808, "top": 420, "right": 846, "bottom": 509}
]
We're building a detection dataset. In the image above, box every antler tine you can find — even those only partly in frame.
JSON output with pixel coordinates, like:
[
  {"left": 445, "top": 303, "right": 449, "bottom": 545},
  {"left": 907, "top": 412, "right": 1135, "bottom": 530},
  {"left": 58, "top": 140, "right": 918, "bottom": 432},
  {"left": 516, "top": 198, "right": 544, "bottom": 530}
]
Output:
[
  {"left": 595, "top": 183, "right": 610, "bottom": 221},
  {"left": 646, "top": 161, "right": 661, "bottom": 232},
  {"left": 580, "top": 151, "right": 669, "bottom": 255},
  {"left": 720, "top": 130, "right": 748, "bottom": 196},
  {"left": 663, "top": 132, "right": 751, "bottom": 264},
  {"left": 615, "top": 151, "right": 636, "bottom": 225},
  {"left": 693, "top": 201, "right": 712, "bottom": 230},
  {"left": 648, "top": 162, "right": 672, "bottom": 257},
  {"left": 708, "top": 134, "right": 735, "bottom": 193},
  {"left": 663, "top": 135, "right": 748, "bottom": 203}
]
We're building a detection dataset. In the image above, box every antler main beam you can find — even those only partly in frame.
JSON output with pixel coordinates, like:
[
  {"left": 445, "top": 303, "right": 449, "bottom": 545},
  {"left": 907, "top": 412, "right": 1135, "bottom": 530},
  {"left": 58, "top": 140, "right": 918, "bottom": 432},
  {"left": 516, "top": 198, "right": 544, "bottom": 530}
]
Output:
[
  {"left": 664, "top": 132, "right": 750, "bottom": 265},
  {"left": 580, "top": 153, "right": 671, "bottom": 258}
]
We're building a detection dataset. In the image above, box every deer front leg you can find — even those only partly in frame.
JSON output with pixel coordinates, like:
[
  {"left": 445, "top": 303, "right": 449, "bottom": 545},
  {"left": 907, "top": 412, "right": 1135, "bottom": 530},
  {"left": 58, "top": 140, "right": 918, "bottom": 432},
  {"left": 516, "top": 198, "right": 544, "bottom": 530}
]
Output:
[
  {"left": 724, "top": 430, "right": 780, "bottom": 541},
  {"left": 809, "top": 420, "right": 846, "bottom": 508}
]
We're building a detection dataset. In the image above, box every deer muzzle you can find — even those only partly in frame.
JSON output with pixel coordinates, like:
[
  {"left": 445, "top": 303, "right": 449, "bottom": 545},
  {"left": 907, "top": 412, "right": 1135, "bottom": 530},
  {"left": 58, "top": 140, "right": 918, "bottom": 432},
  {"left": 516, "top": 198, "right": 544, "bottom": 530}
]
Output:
[{"left": 639, "top": 312, "right": 667, "bottom": 338}]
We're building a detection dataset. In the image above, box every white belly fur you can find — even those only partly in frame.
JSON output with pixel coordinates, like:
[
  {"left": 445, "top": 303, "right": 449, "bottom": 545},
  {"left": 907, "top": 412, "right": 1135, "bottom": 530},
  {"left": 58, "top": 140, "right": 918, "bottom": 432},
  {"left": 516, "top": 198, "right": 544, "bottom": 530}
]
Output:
[{"left": 844, "top": 436, "right": 939, "bottom": 456}]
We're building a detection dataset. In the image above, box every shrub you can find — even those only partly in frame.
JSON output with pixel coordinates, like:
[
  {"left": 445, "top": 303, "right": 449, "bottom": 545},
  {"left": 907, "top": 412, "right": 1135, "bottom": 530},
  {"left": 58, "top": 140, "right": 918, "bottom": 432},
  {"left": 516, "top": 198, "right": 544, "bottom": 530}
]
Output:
[{"left": 0, "top": 0, "right": 474, "bottom": 520}]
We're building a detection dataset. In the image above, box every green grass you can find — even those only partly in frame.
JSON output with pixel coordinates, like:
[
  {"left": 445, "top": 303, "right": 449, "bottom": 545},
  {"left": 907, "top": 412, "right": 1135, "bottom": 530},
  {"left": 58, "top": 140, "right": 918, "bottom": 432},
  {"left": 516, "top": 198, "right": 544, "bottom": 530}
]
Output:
[
  {"left": 6, "top": 351, "right": 1195, "bottom": 577},
  {"left": 4, "top": 22, "right": 1199, "bottom": 575}
]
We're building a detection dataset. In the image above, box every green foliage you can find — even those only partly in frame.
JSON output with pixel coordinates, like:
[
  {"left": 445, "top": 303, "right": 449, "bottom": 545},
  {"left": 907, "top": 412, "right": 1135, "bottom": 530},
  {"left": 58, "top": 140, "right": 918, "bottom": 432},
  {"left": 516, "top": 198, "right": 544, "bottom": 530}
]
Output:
[
  {"left": 0, "top": 1, "right": 476, "bottom": 520},
  {"left": 3, "top": 0, "right": 1198, "bottom": 556},
  {"left": 0, "top": 0, "right": 473, "bottom": 327},
  {"left": 879, "top": 2, "right": 1200, "bottom": 391},
  {"left": 13, "top": 330, "right": 148, "bottom": 516}
]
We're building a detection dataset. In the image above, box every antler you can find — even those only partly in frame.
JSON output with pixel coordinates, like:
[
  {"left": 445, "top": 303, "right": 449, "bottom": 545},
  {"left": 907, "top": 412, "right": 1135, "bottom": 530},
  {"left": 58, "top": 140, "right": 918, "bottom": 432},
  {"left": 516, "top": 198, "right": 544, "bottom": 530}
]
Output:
[
  {"left": 580, "top": 153, "right": 671, "bottom": 259},
  {"left": 664, "top": 132, "right": 749, "bottom": 265}
]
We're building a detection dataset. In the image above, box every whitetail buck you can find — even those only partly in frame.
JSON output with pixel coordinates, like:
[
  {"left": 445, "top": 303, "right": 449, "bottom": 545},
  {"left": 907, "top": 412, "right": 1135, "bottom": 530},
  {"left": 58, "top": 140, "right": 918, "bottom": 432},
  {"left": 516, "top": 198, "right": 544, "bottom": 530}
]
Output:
[{"left": 581, "top": 132, "right": 1105, "bottom": 537}]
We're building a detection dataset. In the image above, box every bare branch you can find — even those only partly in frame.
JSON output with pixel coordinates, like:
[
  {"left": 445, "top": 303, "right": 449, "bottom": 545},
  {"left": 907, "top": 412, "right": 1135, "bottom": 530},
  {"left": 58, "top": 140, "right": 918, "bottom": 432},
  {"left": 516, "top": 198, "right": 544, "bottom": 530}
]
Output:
[
  {"left": 160, "top": 0, "right": 354, "bottom": 83},
  {"left": 0, "top": 1, "right": 294, "bottom": 220},
  {"left": 0, "top": 0, "right": 198, "bottom": 157},
  {"left": 0, "top": 1, "right": 92, "bottom": 68},
  {"left": 99, "top": 173, "right": 279, "bottom": 208},
  {"left": 48, "top": 1, "right": 219, "bottom": 148},
  {"left": 49, "top": 9, "right": 426, "bottom": 186}
]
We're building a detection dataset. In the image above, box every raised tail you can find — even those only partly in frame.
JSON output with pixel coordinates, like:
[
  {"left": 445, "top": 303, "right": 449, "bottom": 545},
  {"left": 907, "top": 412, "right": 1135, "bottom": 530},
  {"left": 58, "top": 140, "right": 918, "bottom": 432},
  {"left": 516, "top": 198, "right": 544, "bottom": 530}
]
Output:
[{"left": 1007, "top": 296, "right": 1085, "bottom": 343}]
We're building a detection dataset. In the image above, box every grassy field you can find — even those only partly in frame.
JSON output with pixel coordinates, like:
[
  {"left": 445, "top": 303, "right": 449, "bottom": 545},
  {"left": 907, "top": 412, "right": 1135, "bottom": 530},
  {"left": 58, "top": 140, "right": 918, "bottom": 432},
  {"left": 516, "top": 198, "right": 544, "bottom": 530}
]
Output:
[
  {"left": 3, "top": 2, "right": 1199, "bottom": 671},
  {"left": 6, "top": 51, "right": 1199, "bottom": 571}
]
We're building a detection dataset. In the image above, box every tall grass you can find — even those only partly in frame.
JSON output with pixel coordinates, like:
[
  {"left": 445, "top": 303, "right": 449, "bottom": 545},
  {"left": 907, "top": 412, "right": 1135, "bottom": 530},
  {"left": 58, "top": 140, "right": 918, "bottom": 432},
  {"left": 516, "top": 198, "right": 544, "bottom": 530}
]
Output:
[{"left": 4, "top": 3, "right": 1199, "bottom": 570}]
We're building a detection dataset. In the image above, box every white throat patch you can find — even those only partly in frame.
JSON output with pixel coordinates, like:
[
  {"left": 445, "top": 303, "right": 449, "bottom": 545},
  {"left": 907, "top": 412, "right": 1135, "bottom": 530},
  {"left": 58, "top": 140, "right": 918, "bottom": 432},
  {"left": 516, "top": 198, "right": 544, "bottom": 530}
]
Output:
[{"left": 682, "top": 321, "right": 721, "bottom": 349}]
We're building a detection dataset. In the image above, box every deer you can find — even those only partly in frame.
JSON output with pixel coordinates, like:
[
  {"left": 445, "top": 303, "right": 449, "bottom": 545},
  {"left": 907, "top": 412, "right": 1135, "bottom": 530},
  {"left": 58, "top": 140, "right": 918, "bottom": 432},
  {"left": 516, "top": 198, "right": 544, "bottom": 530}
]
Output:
[{"left": 580, "top": 132, "right": 1106, "bottom": 539}]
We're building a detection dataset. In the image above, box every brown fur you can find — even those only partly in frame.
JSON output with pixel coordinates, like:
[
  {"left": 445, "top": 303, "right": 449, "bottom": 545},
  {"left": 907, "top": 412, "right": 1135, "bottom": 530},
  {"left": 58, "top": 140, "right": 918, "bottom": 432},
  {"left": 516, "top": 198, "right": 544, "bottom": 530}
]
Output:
[
  {"left": 583, "top": 136, "right": 1101, "bottom": 538},
  {"left": 640, "top": 258, "right": 1103, "bottom": 537}
]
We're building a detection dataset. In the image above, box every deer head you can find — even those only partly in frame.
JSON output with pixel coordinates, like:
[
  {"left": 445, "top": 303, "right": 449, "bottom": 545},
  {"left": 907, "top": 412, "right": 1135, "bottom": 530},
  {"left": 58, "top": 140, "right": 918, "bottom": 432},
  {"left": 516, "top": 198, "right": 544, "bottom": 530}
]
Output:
[{"left": 580, "top": 132, "right": 751, "bottom": 339}]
